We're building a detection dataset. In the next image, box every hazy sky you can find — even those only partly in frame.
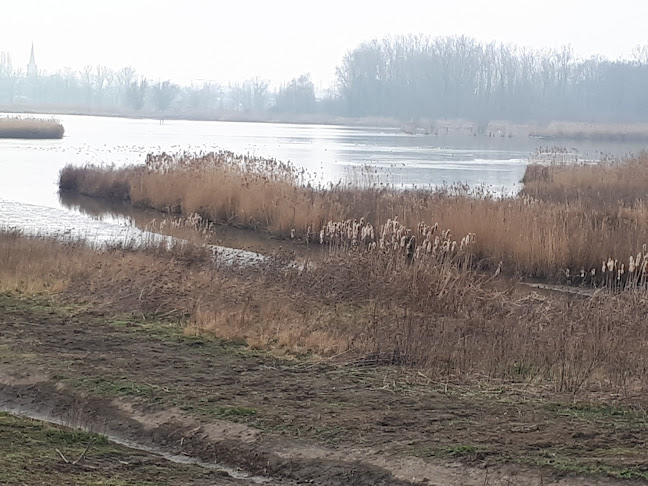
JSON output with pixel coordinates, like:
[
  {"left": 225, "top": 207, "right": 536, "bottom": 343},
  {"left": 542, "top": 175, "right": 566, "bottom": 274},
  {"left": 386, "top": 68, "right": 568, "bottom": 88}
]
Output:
[{"left": 2, "top": 0, "right": 647, "bottom": 88}]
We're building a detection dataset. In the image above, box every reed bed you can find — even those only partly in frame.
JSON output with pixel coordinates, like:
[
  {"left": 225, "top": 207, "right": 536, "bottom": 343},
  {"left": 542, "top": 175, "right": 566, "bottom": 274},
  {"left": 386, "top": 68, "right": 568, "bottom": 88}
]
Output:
[
  {"left": 4, "top": 228, "right": 648, "bottom": 397},
  {"left": 59, "top": 151, "right": 648, "bottom": 281},
  {"left": 0, "top": 116, "right": 65, "bottom": 139},
  {"left": 530, "top": 121, "right": 648, "bottom": 141},
  {"left": 522, "top": 153, "right": 648, "bottom": 207}
]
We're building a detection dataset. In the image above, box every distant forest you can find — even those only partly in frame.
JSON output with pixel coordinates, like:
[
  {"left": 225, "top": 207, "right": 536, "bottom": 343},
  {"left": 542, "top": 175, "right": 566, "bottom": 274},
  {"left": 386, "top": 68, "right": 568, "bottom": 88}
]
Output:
[{"left": 2, "top": 35, "right": 648, "bottom": 124}]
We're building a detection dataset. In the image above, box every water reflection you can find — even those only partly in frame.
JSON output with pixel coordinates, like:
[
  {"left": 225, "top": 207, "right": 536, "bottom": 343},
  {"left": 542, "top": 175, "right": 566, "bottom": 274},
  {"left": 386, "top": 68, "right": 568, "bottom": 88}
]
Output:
[
  {"left": 57, "top": 191, "right": 295, "bottom": 256},
  {"left": 0, "top": 199, "right": 158, "bottom": 247},
  {"left": 59, "top": 191, "right": 153, "bottom": 226}
]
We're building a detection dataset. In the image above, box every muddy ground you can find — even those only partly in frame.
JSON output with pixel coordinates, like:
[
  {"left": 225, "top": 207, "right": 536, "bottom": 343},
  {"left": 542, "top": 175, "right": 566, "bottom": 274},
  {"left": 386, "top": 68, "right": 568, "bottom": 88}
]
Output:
[{"left": 0, "top": 292, "right": 646, "bottom": 485}]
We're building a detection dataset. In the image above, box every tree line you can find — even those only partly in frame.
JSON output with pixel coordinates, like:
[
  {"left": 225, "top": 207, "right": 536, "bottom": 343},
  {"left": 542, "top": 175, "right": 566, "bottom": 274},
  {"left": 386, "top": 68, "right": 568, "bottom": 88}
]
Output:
[
  {"left": 335, "top": 35, "right": 648, "bottom": 123},
  {"left": 0, "top": 57, "right": 317, "bottom": 116},
  {"left": 2, "top": 35, "right": 648, "bottom": 123}
]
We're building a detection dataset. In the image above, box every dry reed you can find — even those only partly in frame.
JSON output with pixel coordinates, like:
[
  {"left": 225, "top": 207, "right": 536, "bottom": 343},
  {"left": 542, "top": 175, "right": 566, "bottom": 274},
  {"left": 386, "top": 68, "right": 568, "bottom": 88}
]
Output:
[
  {"left": 0, "top": 116, "right": 65, "bottom": 139},
  {"left": 4, "top": 228, "right": 648, "bottom": 397},
  {"left": 530, "top": 121, "right": 648, "bottom": 141},
  {"left": 522, "top": 153, "right": 648, "bottom": 206},
  {"left": 59, "top": 151, "right": 648, "bottom": 281}
]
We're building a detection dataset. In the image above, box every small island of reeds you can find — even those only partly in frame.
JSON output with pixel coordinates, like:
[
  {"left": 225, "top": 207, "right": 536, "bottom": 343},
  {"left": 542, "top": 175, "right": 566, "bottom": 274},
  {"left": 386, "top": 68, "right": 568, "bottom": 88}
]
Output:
[{"left": 0, "top": 116, "right": 65, "bottom": 139}]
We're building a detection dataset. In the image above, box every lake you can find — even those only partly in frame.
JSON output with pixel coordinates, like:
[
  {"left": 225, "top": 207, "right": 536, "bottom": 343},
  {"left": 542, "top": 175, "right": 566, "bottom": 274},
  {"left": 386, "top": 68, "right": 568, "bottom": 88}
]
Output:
[{"left": 1, "top": 113, "right": 646, "bottom": 243}]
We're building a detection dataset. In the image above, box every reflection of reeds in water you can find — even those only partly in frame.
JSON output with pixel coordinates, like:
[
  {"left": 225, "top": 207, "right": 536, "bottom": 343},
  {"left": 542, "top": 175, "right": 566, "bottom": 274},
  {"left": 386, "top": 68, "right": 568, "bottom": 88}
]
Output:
[
  {"left": 58, "top": 190, "right": 294, "bottom": 256},
  {"left": 58, "top": 150, "right": 648, "bottom": 284},
  {"left": 58, "top": 191, "right": 138, "bottom": 219},
  {"left": 0, "top": 116, "right": 64, "bottom": 139}
]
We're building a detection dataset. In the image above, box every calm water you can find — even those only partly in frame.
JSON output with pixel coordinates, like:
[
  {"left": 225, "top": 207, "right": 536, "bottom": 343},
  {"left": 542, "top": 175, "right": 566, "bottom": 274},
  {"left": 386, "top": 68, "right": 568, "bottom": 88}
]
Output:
[{"left": 1, "top": 113, "right": 646, "bottom": 243}]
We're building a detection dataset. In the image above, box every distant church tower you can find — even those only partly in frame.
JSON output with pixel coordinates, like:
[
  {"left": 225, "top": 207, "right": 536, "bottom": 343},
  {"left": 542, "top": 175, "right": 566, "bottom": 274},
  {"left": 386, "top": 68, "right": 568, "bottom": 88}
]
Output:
[{"left": 26, "top": 43, "right": 38, "bottom": 77}]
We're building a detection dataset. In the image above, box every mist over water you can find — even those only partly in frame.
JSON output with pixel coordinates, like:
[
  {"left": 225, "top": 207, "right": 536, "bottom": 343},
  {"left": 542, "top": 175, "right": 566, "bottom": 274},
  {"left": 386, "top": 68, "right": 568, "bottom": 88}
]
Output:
[{"left": 1, "top": 113, "right": 646, "bottom": 243}]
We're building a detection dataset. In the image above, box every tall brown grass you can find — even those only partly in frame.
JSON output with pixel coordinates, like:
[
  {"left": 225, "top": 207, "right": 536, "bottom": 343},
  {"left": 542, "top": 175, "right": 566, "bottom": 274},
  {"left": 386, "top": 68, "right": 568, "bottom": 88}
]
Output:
[
  {"left": 522, "top": 154, "right": 648, "bottom": 206},
  {"left": 4, "top": 228, "right": 648, "bottom": 397},
  {"left": 529, "top": 121, "right": 648, "bottom": 141},
  {"left": 0, "top": 116, "right": 65, "bottom": 139},
  {"left": 59, "top": 151, "right": 648, "bottom": 281}
]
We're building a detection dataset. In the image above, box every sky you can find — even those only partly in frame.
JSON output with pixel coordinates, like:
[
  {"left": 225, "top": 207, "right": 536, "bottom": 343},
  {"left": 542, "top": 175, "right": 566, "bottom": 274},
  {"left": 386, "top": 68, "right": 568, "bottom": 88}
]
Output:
[{"left": 1, "top": 0, "right": 647, "bottom": 89}]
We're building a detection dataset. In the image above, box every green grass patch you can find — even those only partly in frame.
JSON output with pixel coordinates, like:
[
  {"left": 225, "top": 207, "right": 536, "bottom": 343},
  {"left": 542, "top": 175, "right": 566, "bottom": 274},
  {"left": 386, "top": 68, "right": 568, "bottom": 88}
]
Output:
[
  {"left": 0, "top": 291, "right": 81, "bottom": 317},
  {"left": 106, "top": 313, "right": 250, "bottom": 353},
  {"left": 210, "top": 406, "right": 257, "bottom": 418},
  {"left": 0, "top": 411, "right": 219, "bottom": 485},
  {"left": 0, "top": 343, "right": 36, "bottom": 361},
  {"left": 593, "top": 446, "right": 642, "bottom": 457},
  {"left": 542, "top": 402, "right": 648, "bottom": 426},
  {"left": 70, "top": 377, "right": 159, "bottom": 399},
  {"left": 516, "top": 453, "right": 648, "bottom": 480},
  {"left": 444, "top": 444, "right": 486, "bottom": 457}
]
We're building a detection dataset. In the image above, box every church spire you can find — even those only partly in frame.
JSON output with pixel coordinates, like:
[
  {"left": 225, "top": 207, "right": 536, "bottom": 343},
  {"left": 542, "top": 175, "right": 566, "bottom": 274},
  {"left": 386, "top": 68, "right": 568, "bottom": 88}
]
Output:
[{"left": 27, "top": 42, "right": 38, "bottom": 77}]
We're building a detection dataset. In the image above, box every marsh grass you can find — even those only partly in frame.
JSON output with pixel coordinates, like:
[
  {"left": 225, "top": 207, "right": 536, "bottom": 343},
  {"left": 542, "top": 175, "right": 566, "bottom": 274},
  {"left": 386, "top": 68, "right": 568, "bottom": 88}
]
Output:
[
  {"left": 530, "top": 121, "right": 648, "bottom": 141},
  {"left": 5, "top": 228, "right": 648, "bottom": 397},
  {"left": 59, "top": 151, "right": 648, "bottom": 281},
  {"left": 522, "top": 153, "right": 648, "bottom": 207},
  {"left": 0, "top": 116, "right": 64, "bottom": 139}
]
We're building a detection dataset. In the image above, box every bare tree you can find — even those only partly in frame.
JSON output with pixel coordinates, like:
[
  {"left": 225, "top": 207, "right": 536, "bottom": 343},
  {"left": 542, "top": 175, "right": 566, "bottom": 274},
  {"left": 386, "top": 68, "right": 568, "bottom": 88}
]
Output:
[
  {"left": 126, "top": 77, "right": 148, "bottom": 111},
  {"left": 94, "top": 66, "right": 111, "bottom": 105},
  {"left": 81, "top": 65, "right": 94, "bottom": 104},
  {"left": 250, "top": 78, "right": 270, "bottom": 112},
  {"left": 0, "top": 52, "right": 12, "bottom": 77},
  {"left": 0, "top": 52, "right": 16, "bottom": 103},
  {"left": 273, "top": 74, "right": 317, "bottom": 113},
  {"left": 633, "top": 44, "right": 648, "bottom": 66},
  {"left": 229, "top": 82, "right": 248, "bottom": 111},
  {"left": 153, "top": 81, "right": 179, "bottom": 112},
  {"left": 334, "top": 34, "right": 648, "bottom": 123},
  {"left": 117, "top": 67, "right": 137, "bottom": 106}
]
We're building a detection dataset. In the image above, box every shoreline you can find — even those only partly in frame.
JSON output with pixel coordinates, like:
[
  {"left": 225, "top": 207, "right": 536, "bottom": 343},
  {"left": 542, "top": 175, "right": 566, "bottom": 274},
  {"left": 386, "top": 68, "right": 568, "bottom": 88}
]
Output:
[
  {"left": 0, "top": 105, "right": 402, "bottom": 130},
  {"left": 5, "top": 105, "right": 648, "bottom": 141}
]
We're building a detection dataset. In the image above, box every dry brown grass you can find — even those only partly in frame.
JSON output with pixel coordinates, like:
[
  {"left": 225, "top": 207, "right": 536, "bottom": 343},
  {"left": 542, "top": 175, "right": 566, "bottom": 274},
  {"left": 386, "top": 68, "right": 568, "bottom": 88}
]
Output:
[
  {"left": 59, "top": 152, "right": 648, "bottom": 281},
  {"left": 530, "top": 121, "right": 648, "bottom": 141},
  {"left": 4, "top": 228, "right": 648, "bottom": 397},
  {"left": 522, "top": 154, "right": 648, "bottom": 206},
  {"left": 0, "top": 116, "right": 64, "bottom": 139},
  {"left": 59, "top": 165, "right": 130, "bottom": 200}
]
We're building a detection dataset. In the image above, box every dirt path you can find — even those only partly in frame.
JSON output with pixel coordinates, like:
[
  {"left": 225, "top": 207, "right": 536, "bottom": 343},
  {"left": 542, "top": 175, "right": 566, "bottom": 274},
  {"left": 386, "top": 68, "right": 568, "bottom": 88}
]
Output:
[{"left": 0, "top": 292, "right": 646, "bottom": 485}]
